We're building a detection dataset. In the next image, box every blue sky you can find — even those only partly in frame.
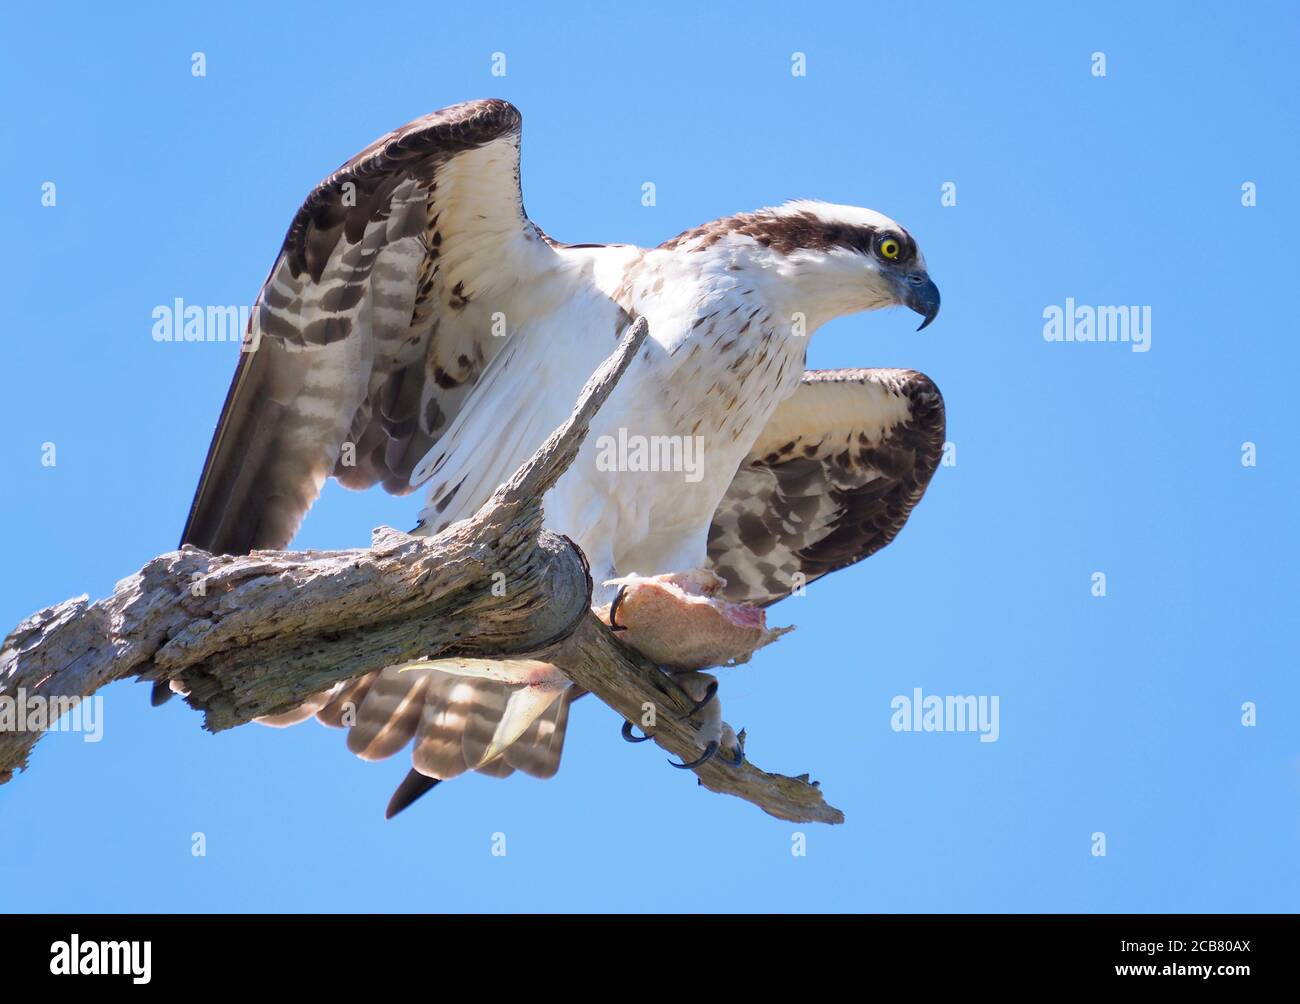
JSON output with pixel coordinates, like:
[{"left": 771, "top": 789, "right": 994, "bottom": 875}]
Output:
[{"left": 2, "top": 1, "right": 1297, "bottom": 912}]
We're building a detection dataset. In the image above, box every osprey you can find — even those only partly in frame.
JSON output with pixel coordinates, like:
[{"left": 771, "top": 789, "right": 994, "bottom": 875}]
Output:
[{"left": 170, "top": 99, "right": 945, "bottom": 816}]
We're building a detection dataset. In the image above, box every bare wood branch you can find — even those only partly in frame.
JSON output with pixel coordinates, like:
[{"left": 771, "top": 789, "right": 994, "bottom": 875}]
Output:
[
  {"left": 0, "top": 317, "right": 843, "bottom": 824},
  {"left": 543, "top": 617, "right": 843, "bottom": 825}
]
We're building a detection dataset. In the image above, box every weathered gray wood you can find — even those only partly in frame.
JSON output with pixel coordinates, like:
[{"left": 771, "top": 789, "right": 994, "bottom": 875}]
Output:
[
  {"left": 544, "top": 617, "right": 842, "bottom": 824},
  {"left": 0, "top": 318, "right": 844, "bottom": 824}
]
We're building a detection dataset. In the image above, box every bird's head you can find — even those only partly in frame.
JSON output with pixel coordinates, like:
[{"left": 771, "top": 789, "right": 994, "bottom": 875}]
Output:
[{"left": 708, "top": 200, "right": 940, "bottom": 332}]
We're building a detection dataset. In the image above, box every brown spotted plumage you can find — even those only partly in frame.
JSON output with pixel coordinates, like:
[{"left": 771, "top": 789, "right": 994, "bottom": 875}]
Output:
[
  {"left": 707, "top": 368, "right": 945, "bottom": 605},
  {"left": 182, "top": 99, "right": 532, "bottom": 553},
  {"left": 174, "top": 100, "right": 947, "bottom": 818}
]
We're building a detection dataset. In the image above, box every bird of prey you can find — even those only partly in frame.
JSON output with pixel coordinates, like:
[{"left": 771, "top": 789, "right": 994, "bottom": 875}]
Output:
[{"left": 170, "top": 98, "right": 945, "bottom": 816}]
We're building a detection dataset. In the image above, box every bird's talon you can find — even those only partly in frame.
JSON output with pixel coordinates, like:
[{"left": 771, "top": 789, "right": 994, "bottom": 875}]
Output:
[
  {"left": 674, "top": 679, "right": 718, "bottom": 721},
  {"left": 668, "top": 741, "right": 718, "bottom": 769},
  {"left": 608, "top": 584, "right": 628, "bottom": 632},
  {"left": 621, "top": 719, "right": 652, "bottom": 743}
]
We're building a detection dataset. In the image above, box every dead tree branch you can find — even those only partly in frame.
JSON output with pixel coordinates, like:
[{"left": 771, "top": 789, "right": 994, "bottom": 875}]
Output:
[{"left": 0, "top": 318, "right": 843, "bottom": 824}]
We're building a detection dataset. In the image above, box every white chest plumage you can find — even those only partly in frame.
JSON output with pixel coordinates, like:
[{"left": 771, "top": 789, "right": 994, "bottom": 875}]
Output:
[{"left": 533, "top": 244, "right": 809, "bottom": 593}]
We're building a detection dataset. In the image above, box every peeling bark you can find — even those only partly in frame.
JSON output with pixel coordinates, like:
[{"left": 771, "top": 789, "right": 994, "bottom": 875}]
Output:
[{"left": 1, "top": 319, "right": 843, "bottom": 824}]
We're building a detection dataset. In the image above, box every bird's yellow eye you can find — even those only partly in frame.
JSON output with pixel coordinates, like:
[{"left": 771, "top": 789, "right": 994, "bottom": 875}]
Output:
[{"left": 878, "top": 238, "right": 901, "bottom": 260}]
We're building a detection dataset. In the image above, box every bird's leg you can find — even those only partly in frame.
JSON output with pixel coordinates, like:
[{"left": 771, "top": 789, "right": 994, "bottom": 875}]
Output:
[
  {"left": 617, "top": 670, "right": 744, "bottom": 770},
  {"left": 672, "top": 673, "right": 744, "bottom": 766},
  {"left": 666, "top": 672, "right": 723, "bottom": 768},
  {"left": 674, "top": 677, "right": 718, "bottom": 721},
  {"left": 595, "top": 569, "right": 793, "bottom": 671}
]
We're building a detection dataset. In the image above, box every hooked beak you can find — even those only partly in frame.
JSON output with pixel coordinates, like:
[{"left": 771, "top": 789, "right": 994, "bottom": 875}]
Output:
[{"left": 901, "top": 272, "right": 941, "bottom": 330}]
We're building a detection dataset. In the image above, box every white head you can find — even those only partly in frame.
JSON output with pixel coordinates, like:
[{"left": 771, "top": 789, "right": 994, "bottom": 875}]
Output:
[{"left": 664, "top": 200, "right": 940, "bottom": 333}]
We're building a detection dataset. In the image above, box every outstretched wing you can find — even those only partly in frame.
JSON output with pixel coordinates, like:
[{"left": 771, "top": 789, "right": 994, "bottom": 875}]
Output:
[
  {"left": 182, "top": 98, "right": 556, "bottom": 554},
  {"left": 706, "top": 368, "right": 945, "bottom": 606},
  {"left": 175, "top": 101, "right": 584, "bottom": 800}
]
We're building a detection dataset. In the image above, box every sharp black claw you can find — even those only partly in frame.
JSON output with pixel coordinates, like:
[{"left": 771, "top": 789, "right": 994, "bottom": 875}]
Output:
[
  {"left": 675, "top": 679, "right": 718, "bottom": 721},
  {"left": 723, "top": 728, "right": 746, "bottom": 766},
  {"left": 149, "top": 679, "right": 174, "bottom": 707},
  {"left": 668, "top": 740, "right": 718, "bottom": 770},
  {"left": 621, "top": 719, "right": 652, "bottom": 743},
  {"left": 608, "top": 584, "right": 628, "bottom": 632}
]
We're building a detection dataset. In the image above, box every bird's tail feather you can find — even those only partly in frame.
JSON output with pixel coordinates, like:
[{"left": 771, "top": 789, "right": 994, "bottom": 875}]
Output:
[{"left": 256, "top": 660, "right": 578, "bottom": 807}]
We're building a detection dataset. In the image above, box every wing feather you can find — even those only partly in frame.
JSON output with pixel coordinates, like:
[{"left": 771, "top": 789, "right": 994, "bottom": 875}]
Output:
[
  {"left": 707, "top": 368, "right": 945, "bottom": 605},
  {"left": 215, "top": 103, "right": 587, "bottom": 806},
  {"left": 181, "top": 98, "right": 554, "bottom": 554}
]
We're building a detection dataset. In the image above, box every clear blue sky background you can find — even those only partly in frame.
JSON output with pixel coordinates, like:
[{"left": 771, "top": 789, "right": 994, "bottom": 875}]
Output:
[{"left": 2, "top": 1, "right": 1296, "bottom": 912}]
